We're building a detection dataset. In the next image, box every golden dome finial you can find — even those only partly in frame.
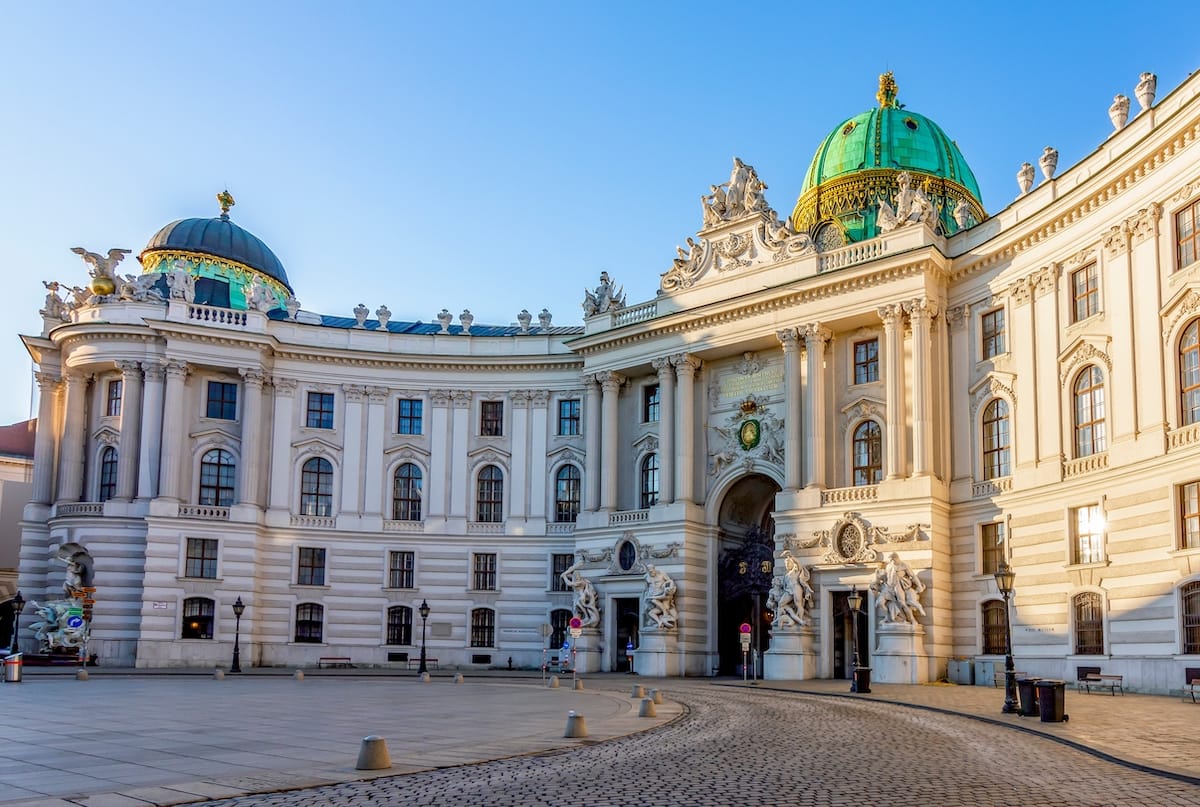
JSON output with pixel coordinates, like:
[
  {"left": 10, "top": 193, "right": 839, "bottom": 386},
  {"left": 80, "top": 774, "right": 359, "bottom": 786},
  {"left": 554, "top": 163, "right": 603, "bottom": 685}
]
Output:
[
  {"left": 877, "top": 71, "right": 898, "bottom": 108},
  {"left": 217, "top": 189, "right": 236, "bottom": 217}
]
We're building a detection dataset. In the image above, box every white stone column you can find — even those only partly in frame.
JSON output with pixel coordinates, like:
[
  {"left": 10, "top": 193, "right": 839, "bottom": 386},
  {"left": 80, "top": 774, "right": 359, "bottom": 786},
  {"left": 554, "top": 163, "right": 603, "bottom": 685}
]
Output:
[
  {"left": 363, "top": 386, "right": 388, "bottom": 516},
  {"left": 157, "top": 360, "right": 189, "bottom": 501},
  {"left": 906, "top": 299, "right": 937, "bottom": 477},
  {"left": 529, "top": 390, "right": 550, "bottom": 520},
  {"left": 653, "top": 357, "right": 676, "bottom": 505},
  {"left": 449, "top": 391, "right": 471, "bottom": 518},
  {"left": 777, "top": 329, "right": 803, "bottom": 492},
  {"left": 510, "top": 391, "right": 530, "bottom": 520},
  {"left": 55, "top": 370, "right": 89, "bottom": 503},
  {"left": 267, "top": 377, "right": 296, "bottom": 511},
  {"left": 113, "top": 361, "right": 143, "bottom": 501},
  {"left": 341, "top": 385, "right": 366, "bottom": 515},
  {"left": 137, "top": 363, "right": 165, "bottom": 501},
  {"left": 428, "top": 390, "right": 451, "bottom": 519},
  {"left": 599, "top": 371, "right": 624, "bottom": 511},
  {"left": 800, "top": 325, "right": 831, "bottom": 489},
  {"left": 31, "top": 372, "right": 60, "bottom": 505},
  {"left": 583, "top": 375, "right": 601, "bottom": 511},
  {"left": 673, "top": 355, "right": 701, "bottom": 504},
  {"left": 237, "top": 368, "right": 265, "bottom": 506},
  {"left": 879, "top": 304, "right": 907, "bottom": 480}
]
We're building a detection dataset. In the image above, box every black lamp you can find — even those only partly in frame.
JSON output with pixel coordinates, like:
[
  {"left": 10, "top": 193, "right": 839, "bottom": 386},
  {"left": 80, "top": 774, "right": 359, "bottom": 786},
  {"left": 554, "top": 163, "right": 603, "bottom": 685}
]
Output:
[
  {"left": 8, "top": 591, "right": 25, "bottom": 652},
  {"left": 847, "top": 587, "right": 864, "bottom": 693},
  {"left": 231, "top": 596, "right": 245, "bottom": 673},
  {"left": 418, "top": 599, "right": 431, "bottom": 675},
  {"left": 993, "top": 562, "right": 1017, "bottom": 714}
]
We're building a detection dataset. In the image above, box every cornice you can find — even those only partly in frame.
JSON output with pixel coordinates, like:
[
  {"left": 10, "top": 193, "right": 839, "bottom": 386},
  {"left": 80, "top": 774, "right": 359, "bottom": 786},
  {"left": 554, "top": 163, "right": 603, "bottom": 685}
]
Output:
[{"left": 271, "top": 348, "right": 583, "bottom": 373}]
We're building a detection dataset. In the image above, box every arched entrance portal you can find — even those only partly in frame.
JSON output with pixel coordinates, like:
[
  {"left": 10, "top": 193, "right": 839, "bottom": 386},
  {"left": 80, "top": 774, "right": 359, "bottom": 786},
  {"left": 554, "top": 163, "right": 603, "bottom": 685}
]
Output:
[{"left": 715, "top": 473, "right": 781, "bottom": 675}]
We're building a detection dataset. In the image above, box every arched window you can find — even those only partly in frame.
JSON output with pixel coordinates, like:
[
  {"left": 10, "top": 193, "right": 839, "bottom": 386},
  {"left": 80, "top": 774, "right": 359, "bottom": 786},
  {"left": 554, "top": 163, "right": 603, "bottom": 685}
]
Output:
[
  {"left": 550, "top": 608, "right": 572, "bottom": 649},
  {"left": 300, "top": 458, "right": 334, "bottom": 517},
  {"left": 181, "top": 597, "right": 214, "bottom": 639},
  {"left": 199, "top": 448, "right": 236, "bottom": 507},
  {"left": 386, "top": 605, "right": 412, "bottom": 645},
  {"left": 1072, "top": 592, "right": 1104, "bottom": 655},
  {"left": 981, "top": 600, "right": 1007, "bottom": 655},
  {"left": 640, "top": 453, "right": 659, "bottom": 509},
  {"left": 852, "top": 421, "right": 882, "bottom": 486},
  {"left": 1181, "top": 320, "right": 1200, "bottom": 426},
  {"left": 476, "top": 465, "right": 503, "bottom": 523},
  {"left": 1183, "top": 581, "right": 1200, "bottom": 655},
  {"left": 295, "top": 603, "right": 324, "bottom": 643},
  {"left": 555, "top": 465, "right": 581, "bottom": 523},
  {"left": 1073, "top": 366, "right": 1107, "bottom": 457},
  {"left": 471, "top": 607, "right": 495, "bottom": 647},
  {"left": 981, "top": 399, "right": 1010, "bottom": 480},
  {"left": 391, "top": 463, "right": 422, "bottom": 521},
  {"left": 98, "top": 446, "right": 118, "bottom": 502}
]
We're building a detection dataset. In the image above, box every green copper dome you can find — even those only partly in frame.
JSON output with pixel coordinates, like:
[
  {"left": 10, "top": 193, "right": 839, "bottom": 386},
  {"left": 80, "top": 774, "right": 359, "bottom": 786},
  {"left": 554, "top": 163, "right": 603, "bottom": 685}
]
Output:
[{"left": 791, "top": 73, "right": 985, "bottom": 245}]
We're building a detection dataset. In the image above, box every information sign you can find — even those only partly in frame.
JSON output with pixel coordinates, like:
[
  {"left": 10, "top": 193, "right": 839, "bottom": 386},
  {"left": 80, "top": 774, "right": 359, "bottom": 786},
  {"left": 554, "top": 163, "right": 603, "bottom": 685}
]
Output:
[{"left": 570, "top": 627, "right": 582, "bottom": 638}]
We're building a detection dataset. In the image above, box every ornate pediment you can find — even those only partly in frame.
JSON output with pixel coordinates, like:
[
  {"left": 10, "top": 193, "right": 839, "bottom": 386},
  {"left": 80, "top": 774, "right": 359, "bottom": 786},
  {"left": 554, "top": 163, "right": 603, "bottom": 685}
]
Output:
[
  {"left": 968, "top": 372, "right": 1017, "bottom": 419},
  {"left": 547, "top": 445, "right": 584, "bottom": 470},
  {"left": 1162, "top": 286, "right": 1200, "bottom": 341},
  {"left": 467, "top": 446, "right": 511, "bottom": 471},
  {"left": 1058, "top": 336, "right": 1113, "bottom": 382},
  {"left": 786, "top": 512, "right": 929, "bottom": 564},
  {"left": 190, "top": 425, "right": 240, "bottom": 446},
  {"left": 291, "top": 435, "right": 341, "bottom": 457},
  {"left": 92, "top": 425, "right": 120, "bottom": 447},
  {"left": 841, "top": 397, "right": 885, "bottom": 428},
  {"left": 383, "top": 443, "right": 430, "bottom": 460}
]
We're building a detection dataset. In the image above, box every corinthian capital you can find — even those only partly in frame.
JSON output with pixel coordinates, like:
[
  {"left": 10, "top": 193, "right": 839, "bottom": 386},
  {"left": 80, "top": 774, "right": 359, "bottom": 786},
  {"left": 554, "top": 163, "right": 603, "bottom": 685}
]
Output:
[
  {"left": 671, "top": 353, "right": 701, "bottom": 375},
  {"left": 775, "top": 327, "right": 801, "bottom": 351},
  {"left": 904, "top": 298, "right": 939, "bottom": 323},
  {"left": 877, "top": 304, "right": 906, "bottom": 328},
  {"left": 596, "top": 371, "right": 626, "bottom": 392}
]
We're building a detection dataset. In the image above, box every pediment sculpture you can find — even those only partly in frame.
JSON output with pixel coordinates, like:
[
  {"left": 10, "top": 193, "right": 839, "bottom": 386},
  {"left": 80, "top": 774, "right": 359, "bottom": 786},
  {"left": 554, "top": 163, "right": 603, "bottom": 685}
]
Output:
[
  {"left": 877, "top": 171, "right": 936, "bottom": 233},
  {"left": 700, "top": 157, "right": 769, "bottom": 228},
  {"left": 582, "top": 271, "right": 626, "bottom": 316}
]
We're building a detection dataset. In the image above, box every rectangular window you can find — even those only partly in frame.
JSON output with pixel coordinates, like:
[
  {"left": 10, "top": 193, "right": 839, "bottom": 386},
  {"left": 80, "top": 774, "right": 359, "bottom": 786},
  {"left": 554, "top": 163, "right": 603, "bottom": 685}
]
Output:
[
  {"left": 106, "top": 379, "right": 123, "bottom": 417},
  {"left": 184, "top": 537, "right": 219, "bottom": 579},
  {"left": 643, "top": 384, "right": 660, "bottom": 423},
  {"left": 297, "top": 547, "right": 326, "bottom": 586},
  {"left": 473, "top": 552, "right": 497, "bottom": 591},
  {"left": 1071, "top": 505, "right": 1104, "bottom": 565},
  {"left": 206, "top": 381, "right": 238, "bottom": 420},
  {"left": 1178, "top": 199, "right": 1200, "bottom": 271},
  {"left": 980, "top": 308, "right": 1006, "bottom": 359},
  {"left": 982, "top": 601, "right": 1007, "bottom": 656},
  {"left": 306, "top": 391, "right": 335, "bottom": 429},
  {"left": 397, "top": 398, "right": 423, "bottom": 435},
  {"left": 387, "top": 606, "right": 412, "bottom": 646},
  {"left": 853, "top": 339, "right": 879, "bottom": 384},
  {"left": 551, "top": 553, "right": 573, "bottom": 592},
  {"left": 388, "top": 550, "right": 415, "bottom": 589},
  {"left": 1181, "top": 481, "right": 1200, "bottom": 550},
  {"left": 1071, "top": 264, "right": 1100, "bottom": 323},
  {"left": 481, "top": 401, "right": 504, "bottom": 436},
  {"left": 980, "top": 522, "right": 1005, "bottom": 576},
  {"left": 557, "top": 399, "right": 581, "bottom": 435},
  {"left": 471, "top": 608, "right": 495, "bottom": 648}
]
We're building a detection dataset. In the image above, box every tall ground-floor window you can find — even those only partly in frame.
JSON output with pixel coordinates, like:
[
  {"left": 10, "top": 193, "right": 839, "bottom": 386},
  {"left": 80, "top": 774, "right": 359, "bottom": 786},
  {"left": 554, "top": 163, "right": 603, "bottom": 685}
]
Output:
[
  {"left": 295, "top": 603, "right": 324, "bottom": 643},
  {"left": 1183, "top": 581, "right": 1200, "bottom": 655},
  {"left": 387, "top": 605, "right": 413, "bottom": 645},
  {"left": 471, "top": 608, "right": 495, "bottom": 647},
  {"left": 1073, "top": 593, "right": 1104, "bottom": 655},
  {"left": 181, "top": 597, "right": 214, "bottom": 639},
  {"left": 981, "top": 600, "right": 1006, "bottom": 655}
]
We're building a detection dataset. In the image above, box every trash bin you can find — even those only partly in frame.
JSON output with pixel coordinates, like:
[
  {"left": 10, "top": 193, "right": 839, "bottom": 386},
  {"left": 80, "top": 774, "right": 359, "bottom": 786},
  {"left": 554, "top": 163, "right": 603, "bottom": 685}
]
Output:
[
  {"left": 852, "top": 666, "right": 872, "bottom": 694},
  {"left": 1034, "top": 679, "right": 1068, "bottom": 722},
  {"left": 1015, "top": 677, "right": 1041, "bottom": 717},
  {"left": 3, "top": 653, "right": 22, "bottom": 683}
]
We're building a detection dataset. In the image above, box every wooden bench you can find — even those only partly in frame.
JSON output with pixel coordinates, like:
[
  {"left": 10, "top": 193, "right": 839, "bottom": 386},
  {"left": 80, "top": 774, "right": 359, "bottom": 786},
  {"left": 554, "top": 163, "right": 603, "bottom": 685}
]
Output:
[
  {"left": 406, "top": 658, "right": 438, "bottom": 670},
  {"left": 318, "top": 656, "right": 353, "bottom": 669},
  {"left": 1076, "top": 665, "right": 1123, "bottom": 695},
  {"left": 1186, "top": 666, "right": 1199, "bottom": 703}
]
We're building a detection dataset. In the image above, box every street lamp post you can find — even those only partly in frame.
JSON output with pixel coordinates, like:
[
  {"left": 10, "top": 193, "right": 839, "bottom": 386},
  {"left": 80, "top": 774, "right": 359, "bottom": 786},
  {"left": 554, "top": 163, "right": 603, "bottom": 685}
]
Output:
[
  {"left": 994, "top": 562, "right": 1018, "bottom": 714},
  {"left": 418, "top": 599, "right": 431, "bottom": 675},
  {"left": 847, "top": 586, "right": 867, "bottom": 693},
  {"left": 8, "top": 591, "right": 25, "bottom": 653},
  {"left": 231, "top": 596, "right": 245, "bottom": 673}
]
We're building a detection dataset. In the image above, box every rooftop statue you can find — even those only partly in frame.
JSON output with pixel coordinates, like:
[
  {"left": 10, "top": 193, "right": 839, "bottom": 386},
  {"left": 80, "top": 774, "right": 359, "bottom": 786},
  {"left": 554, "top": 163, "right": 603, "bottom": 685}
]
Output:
[
  {"left": 71, "top": 247, "right": 131, "bottom": 281},
  {"left": 876, "top": 171, "right": 935, "bottom": 233},
  {"left": 582, "top": 271, "right": 625, "bottom": 316},
  {"left": 117, "top": 273, "right": 165, "bottom": 303},
  {"left": 40, "top": 280, "right": 69, "bottom": 320},
  {"left": 701, "top": 158, "right": 770, "bottom": 227}
]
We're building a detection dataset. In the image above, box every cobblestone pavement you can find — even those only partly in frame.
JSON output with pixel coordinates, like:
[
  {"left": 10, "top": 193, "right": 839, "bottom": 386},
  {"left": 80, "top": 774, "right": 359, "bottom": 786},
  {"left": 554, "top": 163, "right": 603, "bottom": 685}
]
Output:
[{"left": 194, "top": 684, "right": 1200, "bottom": 807}]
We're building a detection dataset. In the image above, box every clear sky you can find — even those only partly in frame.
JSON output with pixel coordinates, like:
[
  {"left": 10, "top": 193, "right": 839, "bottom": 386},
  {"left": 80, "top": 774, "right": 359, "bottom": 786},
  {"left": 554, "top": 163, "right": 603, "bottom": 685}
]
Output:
[{"left": 1, "top": 2, "right": 1196, "bottom": 424}]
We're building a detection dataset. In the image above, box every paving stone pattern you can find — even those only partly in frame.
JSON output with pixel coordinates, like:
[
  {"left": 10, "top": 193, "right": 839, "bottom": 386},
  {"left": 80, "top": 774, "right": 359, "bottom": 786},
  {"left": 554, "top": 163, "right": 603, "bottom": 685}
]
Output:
[{"left": 194, "top": 686, "right": 1200, "bottom": 807}]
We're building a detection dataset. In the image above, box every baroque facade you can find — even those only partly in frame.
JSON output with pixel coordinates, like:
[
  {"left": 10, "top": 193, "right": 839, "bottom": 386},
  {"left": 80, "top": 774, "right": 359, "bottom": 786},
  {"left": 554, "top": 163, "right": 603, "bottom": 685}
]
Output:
[{"left": 14, "top": 71, "right": 1200, "bottom": 692}]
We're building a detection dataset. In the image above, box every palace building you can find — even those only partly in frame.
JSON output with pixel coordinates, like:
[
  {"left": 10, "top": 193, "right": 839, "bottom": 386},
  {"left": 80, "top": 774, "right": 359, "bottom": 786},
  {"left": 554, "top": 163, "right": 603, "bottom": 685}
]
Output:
[{"left": 13, "top": 70, "right": 1200, "bottom": 693}]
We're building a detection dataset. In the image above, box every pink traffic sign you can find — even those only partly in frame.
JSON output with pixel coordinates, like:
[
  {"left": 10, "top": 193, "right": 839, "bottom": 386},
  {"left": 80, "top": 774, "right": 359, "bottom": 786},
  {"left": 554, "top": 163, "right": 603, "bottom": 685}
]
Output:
[
  {"left": 569, "top": 616, "right": 583, "bottom": 630},
  {"left": 739, "top": 622, "right": 752, "bottom": 634}
]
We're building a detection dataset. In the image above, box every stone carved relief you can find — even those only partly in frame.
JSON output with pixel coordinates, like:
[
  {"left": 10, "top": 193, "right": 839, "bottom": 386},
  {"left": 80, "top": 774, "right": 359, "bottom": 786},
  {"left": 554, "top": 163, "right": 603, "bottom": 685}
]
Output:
[
  {"left": 1128, "top": 204, "right": 1161, "bottom": 244},
  {"left": 877, "top": 171, "right": 936, "bottom": 233},
  {"left": 708, "top": 396, "right": 784, "bottom": 476},
  {"left": 1059, "top": 341, "right": 1113, "bottom": 383},
  {"left": 1162, "top": 289, "right": 1200, "bottom": 340},
  {"left": 713, "top": 231, "right": 755, "bottom": 271},
  {"left": 661, "top": 238, "right": 710, "bottom": 290},
  {"left": 1170, "top": 180, "right": 1200, "bottom": 205},
  {"left": 969, "top": 375, "right": 1017, "bottom": 420},
  {"left": 1103, "top": 225, "right": 1128, "bottom": 257},
  {"left": 760, "top": 209, "right": 816, "bottom": 261},
  {"left": 700, "top": 157, "right": 769, "bottom": 227},
  {"left": 946, "top": 304, "right": 969, "bottom": 331}
]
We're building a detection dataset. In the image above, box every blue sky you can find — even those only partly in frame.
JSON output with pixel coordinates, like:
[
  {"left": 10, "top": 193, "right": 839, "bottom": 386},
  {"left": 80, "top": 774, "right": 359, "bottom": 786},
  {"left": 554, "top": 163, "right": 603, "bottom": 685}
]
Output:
[{"left": 1, "top": 2, "right": 1196, "bottom": 424}]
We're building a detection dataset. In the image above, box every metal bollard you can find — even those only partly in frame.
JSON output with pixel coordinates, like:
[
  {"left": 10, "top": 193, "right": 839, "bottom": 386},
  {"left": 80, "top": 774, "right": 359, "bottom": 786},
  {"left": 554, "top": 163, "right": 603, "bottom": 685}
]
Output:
[
  {"left": 573, "top": 677, "right": 584, "bottom": 691},
  {"left": 563, "top": 711, "right": 588, "bottom": 738},
  {"left": 75, "top": 669, "right": 89, "bottom": 681},
  {"left": 638, "top": 697, "right": 657, "bottom": 718},
  {"left": 631, "top": 684, "right": 645, "bottom": 698},
  {"left": 547, "top": 675, "right": 560, "bottom": 688},
  {"left": 649, "top": 688, "right": 664, "bottom": 705},
  {"left": 293, "top": 670, "right": 304, "bottom": 681},
  {"left": 420, "top": 672, "right": 431, "bottom": 683},
  {"left": 454, "top": 673, "right": 464, "bottom": 684},
  {"left": 355, "top": 735, "right": 392, "bottom": 770}
]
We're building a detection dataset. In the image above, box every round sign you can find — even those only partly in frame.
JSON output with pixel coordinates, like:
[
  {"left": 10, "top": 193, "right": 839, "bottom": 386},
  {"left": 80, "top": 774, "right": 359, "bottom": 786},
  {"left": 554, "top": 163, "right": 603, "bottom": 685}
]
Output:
[
  {"left": 739, "top": 622, "right": 752, "bottom": 634},
  {"left": 66, "top": 615, "right": 85, "bottom": 630},
  {"left": 562, "top": 640, "right": 570, "bottom": 651},
  {"left": 568, "top": 616, "right": 583, "bottom": 630}
]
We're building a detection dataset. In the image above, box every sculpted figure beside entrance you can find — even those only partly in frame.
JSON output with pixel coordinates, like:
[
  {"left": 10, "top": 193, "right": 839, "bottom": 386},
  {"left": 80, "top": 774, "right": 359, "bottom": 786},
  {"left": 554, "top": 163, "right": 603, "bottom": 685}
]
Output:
[
  {"left": 560, "top": 559, "right": 600, "bottom": 628},
  {"left": 767, "top": 550, "right": 815, "bottom": 627},
  {"left": 869, "top": 552, "right": 926, "bottom": 624},
  {"left": 643, "top": 565, "right": 678, "bottom": 630}
]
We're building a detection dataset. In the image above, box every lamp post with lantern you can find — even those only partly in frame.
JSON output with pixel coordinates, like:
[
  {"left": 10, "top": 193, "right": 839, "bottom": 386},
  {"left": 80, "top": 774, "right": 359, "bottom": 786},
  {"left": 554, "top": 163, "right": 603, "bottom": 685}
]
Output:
[
  {"left": 418, "top": 599, "right": 431, "bottom": 674},
  {"left": 847, "top": 586, "right": 869, "bottom": 693},
  {"left": 8, "top": 591, "right": 24, "bottom": 653},
  {"left": 994, "top": 561, "right": 1018, "bottom": 713},
  {"left": 231, "top": 596, "right": 245, "bottom": 673}
]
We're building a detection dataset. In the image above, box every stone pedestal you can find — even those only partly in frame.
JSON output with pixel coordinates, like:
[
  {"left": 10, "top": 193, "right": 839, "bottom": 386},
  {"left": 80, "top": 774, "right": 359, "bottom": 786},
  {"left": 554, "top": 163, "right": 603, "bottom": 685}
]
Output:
[
  {"left": 763, "top": 625, "right": 818, "bottom": 680},
  {"left": 573, "top": 628, "right": 602, "bottom": 673},
  {"left": 633, "top": 630, "right": 679, "bottom": 677},
  {"left": 872, "top": 621, "right": 929, "bottom": 684}
]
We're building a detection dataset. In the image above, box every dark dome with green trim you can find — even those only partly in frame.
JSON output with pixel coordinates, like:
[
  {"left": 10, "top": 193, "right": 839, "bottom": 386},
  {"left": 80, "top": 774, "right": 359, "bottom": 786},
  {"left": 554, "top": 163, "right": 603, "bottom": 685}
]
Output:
[{"left": 791, "top": 73, "right": 985, "bottom": 245}]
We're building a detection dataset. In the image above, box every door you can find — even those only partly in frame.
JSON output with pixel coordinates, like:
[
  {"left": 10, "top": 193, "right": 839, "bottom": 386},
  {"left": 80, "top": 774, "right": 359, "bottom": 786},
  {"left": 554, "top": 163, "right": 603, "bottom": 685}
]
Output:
[
  {"left": 832, "top": 590, "right": 870, "bottom": 678},
  {"left": 614, "top": 597, "right": 639, "bottom": 672}
]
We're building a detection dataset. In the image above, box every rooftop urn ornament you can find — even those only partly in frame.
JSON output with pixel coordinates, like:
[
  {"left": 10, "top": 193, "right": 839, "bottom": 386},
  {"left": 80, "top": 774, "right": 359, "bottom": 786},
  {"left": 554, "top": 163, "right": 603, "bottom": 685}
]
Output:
[
  {"left": 1135, "top": 72, "right": 1157, "bottom": 112},
  {"left": 375, "top": 304, "right": 391, "bottom": 330},
  {"left": 1039, "top": 147, "right": 1058, "bottom": 181},
  {"left": 217, "top": 189, "right": 236, "bottom": 218},
  {"left": 353, "top": 303, "right": 369, "bottom": 328},
  {"left": 459, "top": 309, "right": 473, "bottom": 334},
  {"left": 436, "top": 308, "right": 453, "bottom": 333},
  {"left": 1109, "top": 94, "right": 1130, "bottom": 131},
  {"left": 537, "top": 308, "right": 552, "bottom": 330},
  {"left": 517, "top": 309, "right": 532, "bottom": 333},
  {"left": 1017, "top": 162, "right": 1035, "bottom": 196},
  {"left": 284, "top": 295, "right": 300, "bottom": 320}
]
